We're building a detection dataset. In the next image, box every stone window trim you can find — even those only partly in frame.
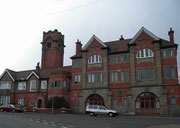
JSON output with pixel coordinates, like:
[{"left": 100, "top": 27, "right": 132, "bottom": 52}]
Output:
[
  {"left": 88, "top": 54, "right": 102, "bottom": 64},
  {"left": 74, "top": 74, "right": 81, "bottom": 84},
  {"left": 51, "top": 80, "right": 61, "bottom": 88},
  {"left": 170, "top": 96, "right": 176, "bottom": 105},
  {"left": 112, "top": 98, "right": 117, "bottom": 107},
  {"left": 136, "top": 48, "right": 154, "bottom": 59},
  {"left": 136, "top": 67, "right": 155, "bottom": 81},
  {"left": 120, "top": 54, "right": 129, "bottom": 63},
  {"left": 110, "top": 71, "right": 118, "bottom": 82},
  {"left": 109, "top": 55, "right": 118, "bottom": 63},
  {"left": 73, "top": 59, "right": 81, "bottom": 67},
  {"left": 163, "top": 66, "right": 176, "bottom": 80},
  {"left": 163, "top": 49, "right": 174, "bottom": 58},
  {"left": 120, "top": 70, "right": 129, "bottom": 82},
  {"left": 87, "top": 72, "right": 102, "bottom": 83},
  {"left": 116, "top": 90, "right": 124, "bottom": 97}
]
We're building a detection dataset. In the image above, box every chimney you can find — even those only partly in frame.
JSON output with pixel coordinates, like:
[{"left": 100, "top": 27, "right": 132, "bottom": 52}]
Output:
[
  {"left": 168, "top": 28, "right": 174, "bottom": 43},
  {"left": 120, "top": 35, "right": 124, "bottom": 40},
  {"left": 76, "top": 39, "right": 82, "bottom": 55},
  {"left": 36, "top": 62, "right": 40, "bottom": 72}
]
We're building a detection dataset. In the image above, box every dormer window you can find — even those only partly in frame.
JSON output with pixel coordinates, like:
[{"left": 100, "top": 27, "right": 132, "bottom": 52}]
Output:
[
  {"left": 46, "top": 42, "right": 52, "bottom": 48},
  {"left": 88, "top": 54, "right": 102, "bottom": 64},
  {"left": 136, "top": 48, "right": 153, "bottom": 58}
]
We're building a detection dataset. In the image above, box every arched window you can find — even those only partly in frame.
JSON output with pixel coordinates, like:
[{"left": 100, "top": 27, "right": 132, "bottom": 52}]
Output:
[
  {"left": 136, "top": 48, "right": 153, "bottom": 58},
  {"left": 46, "top": 42, "right": 51, "bottom": 48},
  {"left": 88, "top": 54, "right": 102, "bottom": 64}
]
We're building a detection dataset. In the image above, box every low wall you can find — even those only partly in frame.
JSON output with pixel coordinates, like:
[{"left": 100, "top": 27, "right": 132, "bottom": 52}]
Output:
[{"left": 34, "top": 108, "right": 72, "bottom": 114}]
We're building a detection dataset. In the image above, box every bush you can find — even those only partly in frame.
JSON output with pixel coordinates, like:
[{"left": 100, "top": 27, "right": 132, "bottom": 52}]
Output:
[
  {"left": 15, "top": 104, "right": 23, "bottom": 108},
  {"left": 46, "top": 96, "right": 69, "bottom": 108}
]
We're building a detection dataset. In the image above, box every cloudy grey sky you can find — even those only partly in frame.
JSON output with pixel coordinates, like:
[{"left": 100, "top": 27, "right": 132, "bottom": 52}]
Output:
[{"left": 0, "top": 0, "right": 179, "bottom": 77}]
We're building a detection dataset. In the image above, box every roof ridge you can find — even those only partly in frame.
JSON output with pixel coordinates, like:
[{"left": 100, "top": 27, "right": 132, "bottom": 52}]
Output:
[{"left": 104, "top": 38, "right": 132, "bottom": 43}]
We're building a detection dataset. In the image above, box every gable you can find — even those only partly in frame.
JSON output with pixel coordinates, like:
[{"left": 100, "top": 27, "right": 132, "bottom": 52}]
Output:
[
  {"left": 82, "top": 35, "right": 106, "bottom": 50},
  {"left": 129, "top": 27, "right": 159, "bottom": 44},
  {"left": 26, "top": 71, "right": 39, "bottom": 80},
  {"left": 0, "top": 69, "right": 15, "bottom": 82}
]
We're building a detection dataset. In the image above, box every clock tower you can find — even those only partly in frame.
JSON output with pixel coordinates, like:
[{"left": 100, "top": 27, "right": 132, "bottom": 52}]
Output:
[{"left": 41, "top": 29, "right": 65, "bottom": 69}]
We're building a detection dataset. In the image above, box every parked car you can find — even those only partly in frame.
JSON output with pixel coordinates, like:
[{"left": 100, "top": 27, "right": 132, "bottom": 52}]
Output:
[
  {"left": 0, "top": 104, "right": 24, "bottom": 112},
  {"left": 86, "top": 105, "right": 118, "bottom": 117}
]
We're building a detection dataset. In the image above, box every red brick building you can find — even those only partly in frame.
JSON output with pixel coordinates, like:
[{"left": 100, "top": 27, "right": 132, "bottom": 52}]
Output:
[{"left": 0, "top": 27, "right": 179, "bottom": 115}]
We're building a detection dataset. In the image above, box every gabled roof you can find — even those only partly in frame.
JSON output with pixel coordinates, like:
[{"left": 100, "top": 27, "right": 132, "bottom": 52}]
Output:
[
  {"left": 82, "top": 35, "right": 107, "bottom": 50},
  {"left": 26, "top": 71, "right": 39, "bottom": 80},
  {"left": 0, "top": 69, "right": 15, "bottom": 82},
  {"left": 129, "top": 27, "right": 160, "bottom": 44}
]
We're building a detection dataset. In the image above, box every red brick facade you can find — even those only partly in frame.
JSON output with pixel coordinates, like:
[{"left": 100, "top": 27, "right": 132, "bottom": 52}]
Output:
[{"left": 0, "top": 27, "right": 179, "bottom": 115}]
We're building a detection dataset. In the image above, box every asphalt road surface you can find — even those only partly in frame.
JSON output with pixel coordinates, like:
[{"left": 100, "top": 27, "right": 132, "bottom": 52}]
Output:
[{"left": 0, "top": 112, "right": 180, "bottom": 128}]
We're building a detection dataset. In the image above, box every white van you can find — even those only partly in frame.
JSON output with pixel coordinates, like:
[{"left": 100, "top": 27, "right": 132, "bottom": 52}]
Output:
[{"left": 86, "top": 105, "right": 118, "bottom": 117}]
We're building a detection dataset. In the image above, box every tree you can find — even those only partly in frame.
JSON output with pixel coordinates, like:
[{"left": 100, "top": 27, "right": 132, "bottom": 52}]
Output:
[{"left": 46, "top": 96, "right": 69, "bottom": 108}]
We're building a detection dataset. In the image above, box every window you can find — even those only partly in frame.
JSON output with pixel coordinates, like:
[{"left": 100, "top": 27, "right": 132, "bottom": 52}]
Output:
[
  {"left": 88, "top": 54, "right": 102, "bottom": 64},
  {"left": 52, "top": 80, "right": 60, "bottom": 88},
  {"left": 88, "top": 72, "right": 102, "bottom": 83},
  {"left": 164, "top": 66, "right": 175, "bottom": 79},
  {"left": 63, "top": 80, "right": 66, "bottom": 88},
  {"left": 116, "top": 90, "right": 124, "bottom": 97},
  {"left": 18, "top": 97, "right": 24, "bottom": 106},
  {"left": 112, "top": 98, "right": 117, "bottom": 107},
  {"left": 74, "top": 74, "right": 81, "bottom": 83},
  {"left": 120, "top": 54, "right": 128, "bottom": 62},
  {"left": 109, "top": 56, "right": 117, "bottom": 63},
  {"left": 74, "top": 60, "right": 81, "bottom": 67},
  {"left": 136, "top": 48, "right": 153, "bottom": 58},
  {"left": 18, "top": 82, "right": 26, "bottom": 90},
  {"left": 110, "top": 72, "right": 118, "bottom": 82},
  {"left": 164, "top": 49, "right": 173, "bottom": 57},
  {"left": 170, "top": 97, "right": 176, "bottom": 105},
  {"left": 29, "top": 100, "right": 34, "bottom": 106},
  {"left": 122, "top": 97, "right": 127, "bottom": 106},
  {"left": 137, "top": 68, "right": 155, "bottom": 80},
  {"left": 30, "top": 80, "right": 36, "bottom": 92},
  {"left": 73, "top": 99, "right": 78, "bottom": 107},
  {"left": 0, "top": 96, "right": 10, "bottom": 105},
  {"left": 0, "top": 82, "right": 11, "bottom": 89},
  {"left": 121, "top": 70, "right": 129, "bottom": 81},
  {"left": 41, "top": 80, "right": 47, "bottom": 89},
  {"left": 46, "top": 42, "right": 51, "bottom": 48}
]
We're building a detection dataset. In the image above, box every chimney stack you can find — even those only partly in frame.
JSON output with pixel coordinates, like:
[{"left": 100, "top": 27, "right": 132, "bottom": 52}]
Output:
[
  {"left": 36, "top": 62, "right": 40, "bottom": 72},
  {"left": 120, "top": 35, "right": 124, "bottom": 40},
  {"left": 76, "top": 39, "right": 82, "bottom": 55},
  {"left": 168, "top": 28, "right": 174, "bottom": 43}
]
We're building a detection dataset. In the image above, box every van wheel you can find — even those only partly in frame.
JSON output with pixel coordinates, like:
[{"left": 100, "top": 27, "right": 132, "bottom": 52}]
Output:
[
  {"left": 90, "top": 112, "right": 94, "bottom": 116},
  {"left": 0, "top": 109, "right": 3, "bottom": 112},
  {"left": 12, "top": 109, "right": 16, "bottom": 113},
  {"left": 108, "top": 112, "right": 114, "bottom": 117}
]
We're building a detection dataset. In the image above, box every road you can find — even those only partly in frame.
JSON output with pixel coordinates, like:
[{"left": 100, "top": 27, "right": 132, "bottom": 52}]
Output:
[{"left": 0, "top": 112, "right": 180, "bottom": 128}]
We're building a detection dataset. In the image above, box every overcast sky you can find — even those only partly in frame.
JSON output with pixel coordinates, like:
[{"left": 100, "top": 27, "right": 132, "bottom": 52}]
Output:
[{"left": 0, "top": 0, "right": 179, "bottom": 77}]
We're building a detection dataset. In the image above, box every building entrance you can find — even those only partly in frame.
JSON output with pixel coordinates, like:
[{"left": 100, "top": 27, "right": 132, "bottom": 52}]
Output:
[
  {"left": 86, "top": 94, "right": 104, "bottom": 105},
  {"left": 135, "top": 92, "right": 160, "bottom": 115}
]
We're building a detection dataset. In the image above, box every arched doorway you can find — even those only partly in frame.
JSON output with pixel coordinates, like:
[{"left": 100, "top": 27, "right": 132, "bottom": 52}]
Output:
[
  {"left": 37, "top": 99, "right": 42, "bottom": 108},
  {"left": 135, "top": 92, "right": 160, "bottom": 115},
  {"left": 86, "top": 94, "right": 104, "bottom": 106}
]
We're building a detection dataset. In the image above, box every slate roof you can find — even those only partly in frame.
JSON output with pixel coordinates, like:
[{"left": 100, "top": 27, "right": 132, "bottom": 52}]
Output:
[{"left": 2, "top": 66, "right": 72, "bottom": 81}]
